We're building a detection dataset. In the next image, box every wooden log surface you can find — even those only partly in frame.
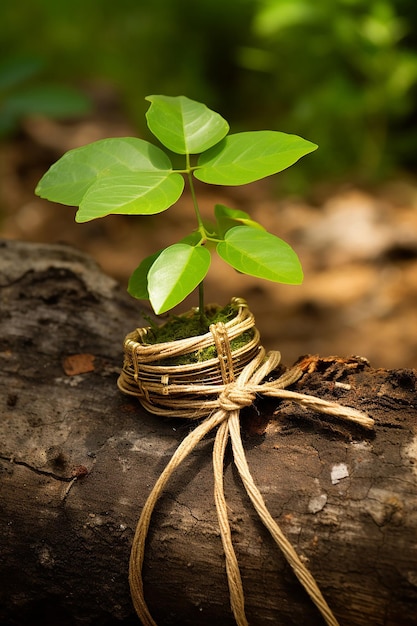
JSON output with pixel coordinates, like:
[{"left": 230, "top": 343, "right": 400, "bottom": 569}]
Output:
[{"left": 0, "top": 238, "right": 416, "bottom": 626}]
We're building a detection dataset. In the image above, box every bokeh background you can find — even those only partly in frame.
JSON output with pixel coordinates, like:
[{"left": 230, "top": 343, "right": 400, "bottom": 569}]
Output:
[{"left": 1, "top": 0, "right": 417, "bottom": 368}]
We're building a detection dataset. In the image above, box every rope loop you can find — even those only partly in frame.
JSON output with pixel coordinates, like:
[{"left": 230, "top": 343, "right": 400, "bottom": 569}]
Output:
[{"left": 218, "top": 383, "right": 257, "bottom": 412}]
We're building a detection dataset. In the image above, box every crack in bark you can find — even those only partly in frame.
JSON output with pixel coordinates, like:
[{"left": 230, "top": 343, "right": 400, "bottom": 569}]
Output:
[{"left": 0, "top": 454, "right": 81, "bottom": 482}]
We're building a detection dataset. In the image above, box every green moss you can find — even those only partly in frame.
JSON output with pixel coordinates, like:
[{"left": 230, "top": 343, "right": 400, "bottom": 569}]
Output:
[{"left": 142, "top": 303, "right": 254, "bottom": 365}]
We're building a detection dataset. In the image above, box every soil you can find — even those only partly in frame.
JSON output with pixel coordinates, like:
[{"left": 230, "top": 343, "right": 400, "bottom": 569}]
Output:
[{"left": 1, "top": 103, "right": 416, "bottom": 370}]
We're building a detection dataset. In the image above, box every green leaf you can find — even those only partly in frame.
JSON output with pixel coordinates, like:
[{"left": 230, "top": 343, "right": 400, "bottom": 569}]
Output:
[
  {"left": 127, "top": 231, "right": 203, "bottom": 301},
  {"left": 0, "top": 85, "right": 90, "bottom": 137},
  {"left": 0, "top": 56, "right": 44, "bottom": 91},
  {"left": 178, "top": 231, "right": 204, "bottom": 246},
  {"left": 145, "top": 95, "right": 229, "bottom": 155},
  {"left": 147, "top": 244, "right": 211, "bottom": 314},
  {"left": 195, "top": 131, "right": 318, "bottom": 185},
  {"left": 214, "top": 204, "right": 265, "bottom": 236},
  {"left": 128, "top": 250, "right": 162, "bottom": 300},
  {"left": 75, "top": 172, "right": 184, "bottom": 222},
  {"left": 35, "top": 137, "right": 174, "bottom": 206},
  {"left": 2, "top": 85, "right": 91, "bottom": 118},
  {"left": 217, "top": 226, "right": 303, "bottom": 284}
]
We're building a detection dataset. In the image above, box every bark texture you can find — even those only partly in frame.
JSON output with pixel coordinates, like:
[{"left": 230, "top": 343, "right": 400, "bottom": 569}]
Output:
[{"left": 0, "top": 238, "right": 416, "bottom": 626}]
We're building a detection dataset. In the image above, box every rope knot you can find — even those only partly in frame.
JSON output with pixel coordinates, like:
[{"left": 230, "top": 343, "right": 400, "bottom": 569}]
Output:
[{"left": 219, "top": 383, "right": 257, "bottom": 412}]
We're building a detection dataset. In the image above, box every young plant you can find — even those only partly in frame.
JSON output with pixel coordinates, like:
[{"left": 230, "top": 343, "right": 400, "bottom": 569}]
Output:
[{"left": 35, "top": 95, "right": 317, "bottom": 322}]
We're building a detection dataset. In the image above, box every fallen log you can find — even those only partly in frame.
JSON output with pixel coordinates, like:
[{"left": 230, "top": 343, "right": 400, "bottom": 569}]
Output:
[{"left": 0, "top": 238, "right": 416, "bottom": 626}]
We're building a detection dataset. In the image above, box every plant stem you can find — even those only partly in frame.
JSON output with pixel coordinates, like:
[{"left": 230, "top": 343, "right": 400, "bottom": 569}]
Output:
[
  {"left": 186, "top": 153, "right": 208, "bottom": 325},
  {"left": 198, "top": 282, "right": 208, "bottom": 327},
  {"left": 186, "top": 154, "right": 205, "bottom": 235}
]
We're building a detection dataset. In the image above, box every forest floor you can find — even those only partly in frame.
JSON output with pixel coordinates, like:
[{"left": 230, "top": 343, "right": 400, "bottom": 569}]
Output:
[{"left": 1, "top": 108, "right": 416, "bottom": 370}]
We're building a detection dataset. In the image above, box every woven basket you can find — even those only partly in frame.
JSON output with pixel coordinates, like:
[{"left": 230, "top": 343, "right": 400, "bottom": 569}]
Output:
[{"left": 117, "top": 297, "right": 261, "bottom": 418}]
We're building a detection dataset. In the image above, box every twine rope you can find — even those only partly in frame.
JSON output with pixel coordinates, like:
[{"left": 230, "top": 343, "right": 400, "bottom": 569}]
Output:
[{"left": 128, "top": 318, "right": 374, "bottom": 626}]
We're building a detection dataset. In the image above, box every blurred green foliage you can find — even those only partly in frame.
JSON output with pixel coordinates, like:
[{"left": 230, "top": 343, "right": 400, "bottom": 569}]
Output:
[
  {"left": 0, "top": 56, "right": 91, "bottom": 137},
  {"left": 240, "top": 0, "right": 417, "bottom": 185},
  {"left": 2, "top": 0, "right": 417, "bottom": 187}
]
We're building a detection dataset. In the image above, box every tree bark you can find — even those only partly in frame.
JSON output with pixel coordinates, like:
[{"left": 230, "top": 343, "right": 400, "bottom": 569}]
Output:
[{"left": 1, "top": 238, "right": 416, "bottom": 626}]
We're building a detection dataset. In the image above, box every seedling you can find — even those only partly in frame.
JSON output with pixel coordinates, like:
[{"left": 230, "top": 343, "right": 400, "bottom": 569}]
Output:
[{"left": 35, "top": 95, "right": 317, "bottom": 323}]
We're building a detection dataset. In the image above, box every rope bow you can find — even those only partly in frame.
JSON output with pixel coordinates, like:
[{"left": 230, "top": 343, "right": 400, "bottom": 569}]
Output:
[{"left": 128, "top": 321, "right": 374, "bottom": 626}]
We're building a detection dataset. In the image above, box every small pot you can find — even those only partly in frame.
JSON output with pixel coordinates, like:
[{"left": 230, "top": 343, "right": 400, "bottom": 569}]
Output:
[{"left": 117, "top": 297, "right": 261, "bottom": 418}]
